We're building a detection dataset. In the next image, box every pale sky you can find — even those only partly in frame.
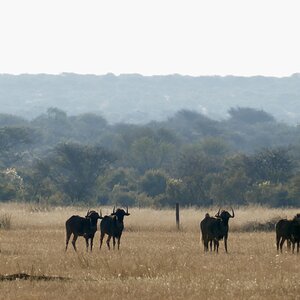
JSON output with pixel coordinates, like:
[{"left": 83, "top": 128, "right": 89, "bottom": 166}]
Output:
[{"left": 0, "top": 0, "right": 299, "bottom": 76}]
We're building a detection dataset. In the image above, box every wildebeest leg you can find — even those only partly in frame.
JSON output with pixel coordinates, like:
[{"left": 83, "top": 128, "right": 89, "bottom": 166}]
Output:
[
  {"left": 276, "top": 236, "right": 281, "bottom": 252},
  {"left": 90, "top": 237, "right": 93, "bottom": 252},
  {"left": 209, "top": 240, "right": 212, "bottom": 251},
  {"left": 203, "top": 239, "right": 208, "bottom": 252},
  {"left": 106, "top": 235, "right": 111, "bottom": 250},
  {"left": 117, "top": 234, "right": 122, "bottom": 250},
  {"left": 72, "top": 235, "right": 78, "bottom": 252},
  {"left": 100, "top": 232, "right": 105, "bottom": 249},
  {"left": 297, "top": 241, "right": 299, "bottom": 253},
  {"left": 224, "top": 237, "right": 228, "bottom": 253},
  {"left": 287, "top": 239, "right": 291, "bottom": 252},
  {"left": 214, "top": 240, "right": 219, "bottom": 253},
  {"left": 279, "top": 237, "right": 286, "bottom": 253},
  {"left": 215, "top": 240, "right": 219, "bottom": 253},
  {"left": 292, "top": 241, "right": 295, "bottom": 253},
  {"left": 85, "top": 237, "right": 89, "bottom": 252},
  {"left": 112, "top": 237, "right": 116, "bottom": 250},
  {"left": 65, "top": 231, "right": 72, "bottom": 251}
]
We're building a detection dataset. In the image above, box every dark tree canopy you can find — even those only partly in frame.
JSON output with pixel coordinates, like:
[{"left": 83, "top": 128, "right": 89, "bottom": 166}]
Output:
[
  {"left": 1, "top": 106, "right": 300, "bottom": 207},
  {"left": 228, "top": 107, "right": 275, "bottom": 124}
]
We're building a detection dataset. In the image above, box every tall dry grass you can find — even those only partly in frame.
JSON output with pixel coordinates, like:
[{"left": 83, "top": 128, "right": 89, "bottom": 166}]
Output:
[{"left": 0, "top": 203, "right": 299, "bottom": 300}]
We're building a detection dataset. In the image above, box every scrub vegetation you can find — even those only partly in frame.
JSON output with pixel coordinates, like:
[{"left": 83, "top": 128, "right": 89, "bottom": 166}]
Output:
[{"left": 1, "top": 107, "right": 300, "bottom": 208}]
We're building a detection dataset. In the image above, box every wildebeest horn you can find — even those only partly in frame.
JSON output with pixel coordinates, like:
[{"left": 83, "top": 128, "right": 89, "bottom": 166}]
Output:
[
  {"left": 99, "top": 209, "right": 102, "bottom": 218},
  {"left": 215, "top": 208, "right": 221, "bottom": 217},
  {"left": 125, "top": 206, "right": 130, "bottom": 216},
  {"left": 230, "top": 207, "right": 235, "bottom": 218},
  {"left": 86, "top": 209, "right": 90, "bottom": 217},
  {"left": 110, "top": 206, "right": 116, "bottom": 216}
]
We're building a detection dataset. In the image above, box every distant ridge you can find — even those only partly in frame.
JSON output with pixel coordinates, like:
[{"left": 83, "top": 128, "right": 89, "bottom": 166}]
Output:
[{"left": 0, "top": 73, "right": 300, "bottom": 124}]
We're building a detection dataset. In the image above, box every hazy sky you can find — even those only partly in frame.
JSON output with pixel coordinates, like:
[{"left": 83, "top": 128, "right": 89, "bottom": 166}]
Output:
[{"left": 0, "top": 0, "right": 299, "bottom": 76}]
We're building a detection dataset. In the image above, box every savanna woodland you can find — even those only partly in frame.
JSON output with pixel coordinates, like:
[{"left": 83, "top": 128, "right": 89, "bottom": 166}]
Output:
[{"left": 1, "top": 106, "right": 300, "bottom": 208}]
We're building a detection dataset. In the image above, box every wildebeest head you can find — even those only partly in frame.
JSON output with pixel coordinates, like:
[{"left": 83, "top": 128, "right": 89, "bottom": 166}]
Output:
[
  {"left": 111, "top": 206, "right": 130, "bottom": 223},
  {"left": 294, "top": 213, "right": 300, "bottom": 221},
  {"left": 85, "top": 210, "right": 101, "bottom": 228},
  {"left": 215, "top": 207, "right": 235, "bottom": 225}
]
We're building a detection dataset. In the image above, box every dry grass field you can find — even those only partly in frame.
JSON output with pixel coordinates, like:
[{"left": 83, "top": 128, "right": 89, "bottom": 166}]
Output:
[{"left": 0, "top": 203, "right": 300, "bottom": 300}]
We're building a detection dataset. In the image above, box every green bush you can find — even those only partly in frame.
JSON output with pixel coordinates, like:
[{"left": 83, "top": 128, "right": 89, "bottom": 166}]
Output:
[{"left": 139, "top": 169, "right": 167, "bottom": 197}]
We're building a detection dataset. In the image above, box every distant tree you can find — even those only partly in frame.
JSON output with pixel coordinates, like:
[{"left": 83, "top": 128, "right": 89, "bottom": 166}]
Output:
[
  {"left": 31, "top": 107, "right": 72, "bottom": 145},
  {"left": 286, "top": 174, "right": 300, "bottom": 206},
  {"left": 245, "top": 182, "right": 289, "bottom": 207},
  {"left": 129, "top": 137, "right": 175, "bottom": 173},
  {"left": 113, "top": 124, "right": 156, "bottom": 151},
  {"left": 0, "top": 126, "right": 34, "bottom": 167},
  {"left": 165, "top": 110, "right": 223, "bottom": 142},
  {"left": 47, "top": 143, "right": 116, "bottom": 202},
  {"left": 110, "top": 185, "right": 137, "bottom": 206},
  {"left": 247, "top": 148, "right": 293, "bottom": 184},
  {"left": 139, "top": 169, "right": 168, "bottom": 197},
  {"left": 209, "top": 171, "right": 250, "bottom": 205},
  {"left": 199, "top": 137, "right": 230, "bottom": 157},
  {"left": 0, "top": 168, "right": 24, "bottom": 201},
  {"left": 228, "top": 107, "right": 275, "bottom": 124},
  {"left": 96, "top": 167, "right": 138, "bottom": 204},
  {"left": 47, "top": 107, "right": 67, "bottom": 121},
  {"left": 174, "top": 145, "right": 222, "bottom": 205},
  {"left": 0, "top": 114, "right": 28, "bottom": 127},
  {"left": 165, "top": 178, "right": 185, "bottom": 206},
  {"left": 156, "top": 128, "right": 179, "bottom": 145},
  {"left": 71, "top": 113, "right": 108, "bottom": 143},
  {"left": 22, "top": 160, "right": 56, "bottom": 203}
]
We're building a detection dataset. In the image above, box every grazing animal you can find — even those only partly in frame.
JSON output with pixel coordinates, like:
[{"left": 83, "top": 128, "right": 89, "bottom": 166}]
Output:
[
  {"left": 200, "top": 208, "right": 235, "bottom": 253},
  {"left": 275, "top": 219, "right": 292, "bottom": 253},
  {"left": 291, "top": 214, "right": 300, "bottom": 253},
  {"left": 65, "top": 210, "right": 101, "bottom": 252},
  {"left": 99, "top": 207, "right": 130, "bottom": 250},
  {"left": 276, "top": 214, "right": 300, "bottom": 253}
]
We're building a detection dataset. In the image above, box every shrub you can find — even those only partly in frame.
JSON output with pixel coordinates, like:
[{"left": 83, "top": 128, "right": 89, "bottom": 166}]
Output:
[
  {"left": 0, "top": 213, "right": 12, "bottom": 229},
  {"left": 111, "top": 185, "right": 137, "bottom": 206},
  {"left": 139, "top": 170, "right": 167, "bottom": 197}
]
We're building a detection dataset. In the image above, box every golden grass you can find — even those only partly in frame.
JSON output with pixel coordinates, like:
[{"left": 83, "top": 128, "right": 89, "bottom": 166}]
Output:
[{"left": 0, "top": 203, "right": 299, "bottom": 300}]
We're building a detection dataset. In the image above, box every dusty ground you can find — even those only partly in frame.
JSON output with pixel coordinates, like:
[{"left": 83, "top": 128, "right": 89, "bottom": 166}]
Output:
[{"left": 0, "top": 204, "right": 299, "bottom": 300}]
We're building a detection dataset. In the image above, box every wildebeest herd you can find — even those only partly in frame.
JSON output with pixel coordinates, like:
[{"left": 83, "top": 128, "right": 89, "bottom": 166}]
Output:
[
  {"left": 65, "top": 206, "right": 130, "bottom": 252},
  {"left": 65, "top": 206, "right": 300, "bottom": 254}
]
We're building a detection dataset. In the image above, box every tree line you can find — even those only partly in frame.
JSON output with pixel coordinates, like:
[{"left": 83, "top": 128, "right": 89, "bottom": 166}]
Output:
[{"left": 1, "top": 107, "right": 300, "bottom": 207}]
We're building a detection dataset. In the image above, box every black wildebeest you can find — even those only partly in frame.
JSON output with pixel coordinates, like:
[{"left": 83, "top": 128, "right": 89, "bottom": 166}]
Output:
[
  {"left": 99, "top": 206, "right": 130, "bottom": 250},
  {"left": 276, "top": 213, "right": 300, "bottom": 253},
  {"left": 291, "top": 214, "right": 300, "bottom": 253},
  {"left": 65, "top": 210, "right": 101, "bottom": 252},
  {"left": 200, "top": 208, "right": 235, "bottom": 253}
]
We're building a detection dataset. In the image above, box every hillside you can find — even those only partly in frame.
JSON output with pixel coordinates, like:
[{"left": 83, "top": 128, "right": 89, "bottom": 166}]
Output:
[{"left": 1, "top": 73, "right": 300, "bottom": 124}]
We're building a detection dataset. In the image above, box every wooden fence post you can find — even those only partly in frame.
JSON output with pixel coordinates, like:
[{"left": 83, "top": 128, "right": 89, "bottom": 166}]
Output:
[{"left": 176, "top": 202, "right": 180, "bottom": 230}]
